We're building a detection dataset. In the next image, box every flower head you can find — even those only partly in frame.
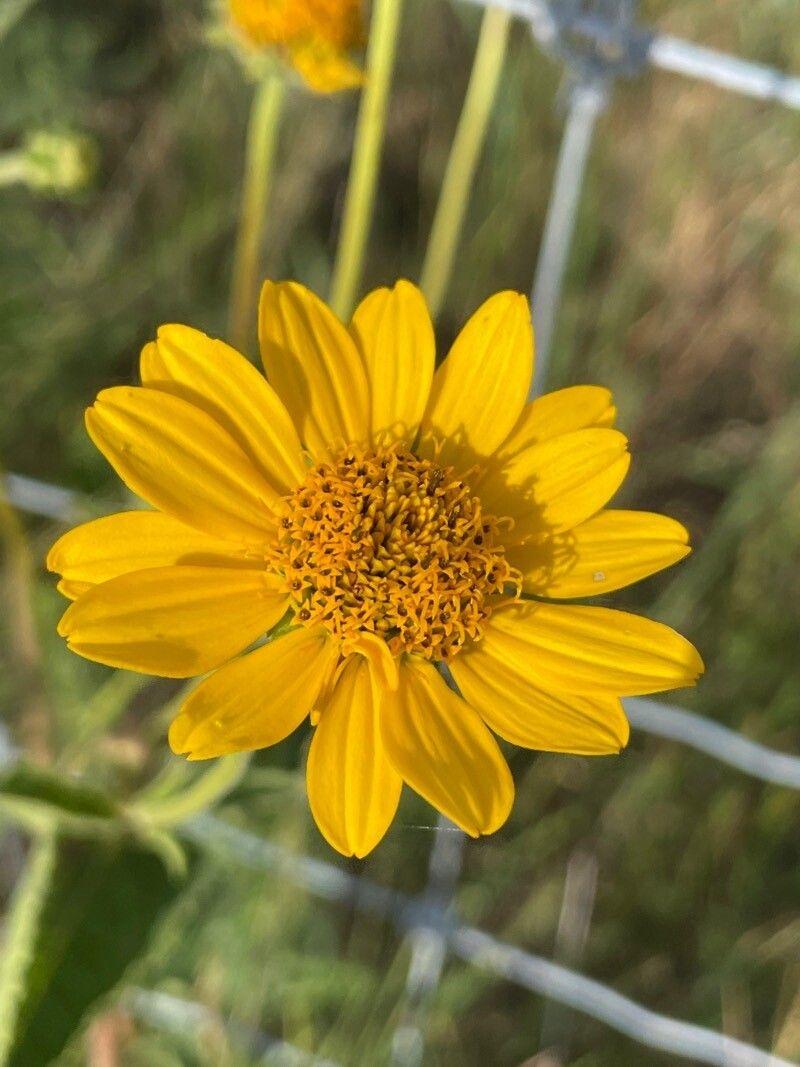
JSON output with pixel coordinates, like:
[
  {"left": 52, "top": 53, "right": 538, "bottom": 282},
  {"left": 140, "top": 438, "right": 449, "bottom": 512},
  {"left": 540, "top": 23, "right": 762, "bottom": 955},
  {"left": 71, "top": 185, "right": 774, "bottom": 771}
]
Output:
[
  {"left": 229, "top": 0, "right": 364, "bottom": 92},
  {"left": 49, "top": 281, "right": 704, "bottom": 857}
]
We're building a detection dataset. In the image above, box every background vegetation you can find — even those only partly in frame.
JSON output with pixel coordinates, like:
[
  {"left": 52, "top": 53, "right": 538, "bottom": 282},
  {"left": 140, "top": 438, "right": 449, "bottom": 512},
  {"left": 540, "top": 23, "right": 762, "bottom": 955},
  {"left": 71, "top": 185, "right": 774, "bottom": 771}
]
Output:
[{"left": 1, "top": 0, "right": 800, "bottom": 1064}]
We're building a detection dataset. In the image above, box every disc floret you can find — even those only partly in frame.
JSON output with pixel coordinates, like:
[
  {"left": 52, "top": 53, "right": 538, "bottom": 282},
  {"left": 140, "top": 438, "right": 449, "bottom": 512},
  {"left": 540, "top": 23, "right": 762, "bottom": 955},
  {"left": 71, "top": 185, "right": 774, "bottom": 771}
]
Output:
[{"left": 274, "top": 445, "right": 519, "bottom": 660}]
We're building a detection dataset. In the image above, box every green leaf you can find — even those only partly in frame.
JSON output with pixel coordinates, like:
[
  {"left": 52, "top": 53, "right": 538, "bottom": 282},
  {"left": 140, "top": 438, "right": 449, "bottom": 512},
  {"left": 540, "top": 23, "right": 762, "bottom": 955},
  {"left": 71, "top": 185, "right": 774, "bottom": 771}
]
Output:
[
  {"left": 5, "top": 835, "right": 190, "bottom": 1067},
  {"left": 0, "top": 763, "right": 119, "bottom": 836},
  {"left": 0, "top": 834, "right": 57, "bottom": 1067}
]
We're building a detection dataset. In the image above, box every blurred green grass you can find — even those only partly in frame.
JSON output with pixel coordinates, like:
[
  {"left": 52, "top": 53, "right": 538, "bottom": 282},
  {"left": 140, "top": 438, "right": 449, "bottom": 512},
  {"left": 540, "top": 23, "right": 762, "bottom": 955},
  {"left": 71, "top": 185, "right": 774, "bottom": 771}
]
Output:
[{"left": 2, "top": 0, "right": 800, "bottom": 1064}]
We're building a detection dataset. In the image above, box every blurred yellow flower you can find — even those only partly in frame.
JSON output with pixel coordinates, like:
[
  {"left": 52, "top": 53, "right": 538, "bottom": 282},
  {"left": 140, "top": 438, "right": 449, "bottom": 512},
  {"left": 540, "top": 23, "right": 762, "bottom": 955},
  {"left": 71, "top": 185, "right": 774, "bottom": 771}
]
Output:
[
  {"left": 229, "top": 0, "right": 364, "bottom": 92},
  {"left": 49, "top": 281, "right": 703, "bottom": 857}
]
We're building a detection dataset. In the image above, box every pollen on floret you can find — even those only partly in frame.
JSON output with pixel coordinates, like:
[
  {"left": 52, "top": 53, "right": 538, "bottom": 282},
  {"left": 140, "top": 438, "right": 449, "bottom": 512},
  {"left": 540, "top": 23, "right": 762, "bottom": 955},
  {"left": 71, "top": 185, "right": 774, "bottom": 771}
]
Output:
[{"left": 270, "top": 444, "right": 521, "bottom": 661}]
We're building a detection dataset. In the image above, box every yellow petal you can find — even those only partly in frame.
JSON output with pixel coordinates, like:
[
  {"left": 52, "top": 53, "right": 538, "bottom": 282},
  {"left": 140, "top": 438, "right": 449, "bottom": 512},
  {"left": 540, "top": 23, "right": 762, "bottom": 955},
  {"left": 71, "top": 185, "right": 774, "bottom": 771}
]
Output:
[
  {"left": 57, "top": 566, "right": 290, "bottom": 678},
  {"left": 169, "top": 627, "right": 338, "bottom": 759},
  {"left": 450, "top": 645, "right": 629, "bottom": 754},
  {"left": 350, "top": 281, "right": 435, "bottom": 447},
  {"left": 343, "top": 630, "right": 399, "bottom": 691},
  {"left": 47, "top": 510, "right": 256, "bottom": 598},
  {"left": 379, "top": 657, "right": 514, "bottom": 837},
  {"left": 288, "top": 37, "right": 364, "bottom": 93},
  {"left": 86, "top": 386, "right": 278, "bottom": 544},
  {"left": 479, "top": 428, "right": 630, "bottom": 541},
  {"left": 484, "top": 601, "right": 704, "bottom": 697},
  {"left": 307, "top": 657, "right": 402, "bottom": 857},
  {"left": 510, "top": 510, "right": 691, "bottom": 598},
  {"left": 418, "top": 292, "right": 533, "bottom": 470},
  {"left": 259, "top": 280, "right": 369, "bottom": 459},
  {"left": 57, "top": 579, "right": 91, "bottom": 600},
  {"left": 496, "top": 385, "right": 616, "bottom": 461},
  {"left": 141, "top": 324, "right": 306, "bottom": 495}
]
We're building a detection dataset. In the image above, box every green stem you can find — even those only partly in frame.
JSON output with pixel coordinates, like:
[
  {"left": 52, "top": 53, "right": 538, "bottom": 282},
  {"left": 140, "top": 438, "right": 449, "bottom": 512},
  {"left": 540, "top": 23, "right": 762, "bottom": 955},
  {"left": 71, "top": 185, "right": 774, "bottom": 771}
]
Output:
[
  {"left": 0, "top": 152, "right": 28, "bottom": 187},
  {"left": 0, "top": 0, "right": 37, "bottom": 43},
  {"left": 132, "top": 753, "right": 251, "bottom": 829},
  {"left": 0, "top": 832, "right": 56, "bottom": 1067},
  {"left": 419, "top": 6, "right": 511, "bottom": 320},
  {"left": 329, "top": 0, "right": 404, "bottom": 320},
  {"left": 59, "top": 671, "right": 147, "bottom": 766},
  {"left": 228, "top": 71, "right": 286, "bottom": 354}
]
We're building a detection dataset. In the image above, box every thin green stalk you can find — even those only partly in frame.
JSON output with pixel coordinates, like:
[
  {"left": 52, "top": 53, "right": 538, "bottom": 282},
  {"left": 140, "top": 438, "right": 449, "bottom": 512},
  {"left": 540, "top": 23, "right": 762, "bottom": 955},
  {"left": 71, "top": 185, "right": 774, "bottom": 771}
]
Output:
[
  {"left": 59, "top": 670, "right": 147, "bottom": 766},
  {"left": 0, "top": 152, "right": 28, "bottom": 187},
  {"left": 420, "top": 6, "right": 511, "bottom": 319},
  {"left": 132, "top": 753, "right": 251, "bottom": 829},
  {"left": 229, "top": 70, "right": 286, "bottom": 354},
  {"left": 329, "top": 0, "right": 404, "bottom": 320},
  {"left": 0, "top": 832, "right": 56, "bottom": 1066},
  {"left": 0, "top": 0, "right": 37, "bottom": 42}
]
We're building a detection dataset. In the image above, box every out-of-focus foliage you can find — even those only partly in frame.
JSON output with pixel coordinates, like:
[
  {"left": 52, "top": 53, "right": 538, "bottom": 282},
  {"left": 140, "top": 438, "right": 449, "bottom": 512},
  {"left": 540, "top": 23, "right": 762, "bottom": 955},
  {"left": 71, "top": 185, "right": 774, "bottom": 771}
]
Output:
[
  {"left": 1, "top": 0, "right": 800, "bottom": 1064},
  {"left": 5, "top": 837, "right": 186, "bottom": 1067}
]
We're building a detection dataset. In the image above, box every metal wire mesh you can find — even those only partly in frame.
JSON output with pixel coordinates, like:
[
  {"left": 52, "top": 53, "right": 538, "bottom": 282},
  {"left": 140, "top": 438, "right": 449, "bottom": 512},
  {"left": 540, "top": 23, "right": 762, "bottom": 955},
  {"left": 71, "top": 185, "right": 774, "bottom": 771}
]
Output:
[{"left": 183, "top": 815, "right": 797, "bottom": 1067}]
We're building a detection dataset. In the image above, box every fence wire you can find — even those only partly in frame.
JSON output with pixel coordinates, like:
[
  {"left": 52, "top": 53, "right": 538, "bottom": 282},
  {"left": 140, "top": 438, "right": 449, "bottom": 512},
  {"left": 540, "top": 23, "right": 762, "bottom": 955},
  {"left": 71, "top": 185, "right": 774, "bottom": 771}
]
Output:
[
  {"left": 462, "top": 0, "right": 800, "bottom": 111},
  {"left": 390, "top": 657, "right": 468, "bottom": 1067},
  {"left": 529, "top": 75, "right": 607, "bottom": 391},
  {"left": 183, "top": 815, "right": 796, "bottom": 1067},
  {"left": 125, "top": 988, "right": 341, "bottom": 1067}
]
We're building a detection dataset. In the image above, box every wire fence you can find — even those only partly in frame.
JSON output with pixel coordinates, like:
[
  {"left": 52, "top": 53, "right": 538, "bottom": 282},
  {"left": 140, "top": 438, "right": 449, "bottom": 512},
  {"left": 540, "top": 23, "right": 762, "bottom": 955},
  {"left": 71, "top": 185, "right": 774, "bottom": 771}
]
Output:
[
  {"left": 181, "top": 815, "right": 796, "bottom": 1067},
  {"left": 3, "top": 0, "right": 800, "bottom": 1062},
  {"left": 125, "top": 987, "right": 341, "bottom": 1067},
  {"left": 463, "top": 0, "right": 800, "bottom": 110}
]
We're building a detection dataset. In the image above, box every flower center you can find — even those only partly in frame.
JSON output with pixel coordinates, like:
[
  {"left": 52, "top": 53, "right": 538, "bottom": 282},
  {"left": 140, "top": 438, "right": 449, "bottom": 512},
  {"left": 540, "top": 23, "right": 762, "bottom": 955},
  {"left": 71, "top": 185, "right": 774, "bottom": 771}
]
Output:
[{"left": 273, "top": 445, "right": 519, "bottom": 660}]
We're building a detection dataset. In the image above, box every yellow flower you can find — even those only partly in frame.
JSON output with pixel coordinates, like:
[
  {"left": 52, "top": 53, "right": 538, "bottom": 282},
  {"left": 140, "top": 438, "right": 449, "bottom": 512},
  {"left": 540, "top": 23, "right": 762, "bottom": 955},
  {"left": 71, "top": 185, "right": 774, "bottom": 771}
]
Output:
[
  {"left": 229, "top": 0, "right": 365, "bottom": 93},
  {"left": 49, "top": 281, "right": 703, "bottom": 857}
]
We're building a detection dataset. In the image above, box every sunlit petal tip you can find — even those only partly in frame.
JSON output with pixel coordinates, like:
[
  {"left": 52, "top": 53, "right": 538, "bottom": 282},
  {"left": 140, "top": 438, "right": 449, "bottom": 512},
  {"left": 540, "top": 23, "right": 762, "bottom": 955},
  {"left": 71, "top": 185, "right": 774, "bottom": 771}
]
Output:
[
  {"left": 674, "top": 520, "right": 691, "bottom": 547},
  {"left": 381, "top": 658, "right": 514, "bottom": 837},
  {"left": 56, "top": 607, "right": 72, "bottom": 638},
  {"left": 485, "top": 602, "right": 703, "bottom": 698},
  {"left": 53, "top": 566, "right": 289, "bottom": 678},
  {"left": 45, "top": 540, "right": 63, "bottom": 575},
  {"left": 170, "top": 627, "right": 337, "bottom": 760},
  {"left": 46, "top": 511, "right": 257, "bottom": 598},
  {"left": 140, "top": 322, "right": 306, "bottom": 497},
  {"left": 167, "top": 715, "right": 191, "bottom": 757},
  {"left": 687, "top": 643, "right": 706, "bottom": 683},
  {"left": 496, "top": 385, "right": 620, "bottom": 463},
  {"left": 451, "top": 640, "right": 633, "bottom": 757},
  {"left": 307, "top": 657, "right": 402, "bottom": 857},
  {"left": 138, "top": 339, "right": 160, "bottom": 379},
  {"left": 83, "top": 386, "right": 285, "bottom": 542},
  {"left": 155, "top": 322, "right": 193, "bottom": 342},
  {"left": 618, "top": 713, "right": 631, "bottom": 751},
  {"left": 259, "top": 279, "right": 369, "bottom": 458},
  {"left": 511, "top": 509, "right": 693, "bottom": 599},
  {"left": 55, "top": 578, "right": 89, "bottom": 601},
  {"left": 481, "top": 427, "right": 632, "bottom": 543},
  {"left": 350, "top": 279, "right": 435, "bottom": 448},
  {"left": 419, "top": 290, "right": 533, "bottom": 469}
]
